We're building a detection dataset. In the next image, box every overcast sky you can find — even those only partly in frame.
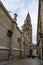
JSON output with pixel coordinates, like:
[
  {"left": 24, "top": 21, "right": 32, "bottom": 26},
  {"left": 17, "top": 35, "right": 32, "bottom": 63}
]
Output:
[{"left": 1, "top": 0, "right": 39, "bottom": 44}]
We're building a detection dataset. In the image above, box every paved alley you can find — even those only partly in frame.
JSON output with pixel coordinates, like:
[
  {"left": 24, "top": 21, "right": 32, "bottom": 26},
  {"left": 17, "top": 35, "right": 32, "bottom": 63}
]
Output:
[{"left": 5, "top": 58, "right": 43, "bottom": 65}]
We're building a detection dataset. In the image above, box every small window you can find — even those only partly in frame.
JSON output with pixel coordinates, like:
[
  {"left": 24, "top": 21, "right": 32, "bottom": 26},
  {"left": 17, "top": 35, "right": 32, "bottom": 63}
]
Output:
[
  {"left": 28, "top": 27, "right": 29, "bottom": 30},
  {"left": 7, "top": 30, "right": 13, "bottom": 38},
  {"left": 18, "top": 38, "right": 20, "bottom": 43},
  {"left": 23, "top": 41, "right": 25, "bottom": 45},
  {"left": 25, "top": 27, "right": 27, "bottom": 30},
  {"left": 27, "top": 20, "right": 28, "bottom": 24}
]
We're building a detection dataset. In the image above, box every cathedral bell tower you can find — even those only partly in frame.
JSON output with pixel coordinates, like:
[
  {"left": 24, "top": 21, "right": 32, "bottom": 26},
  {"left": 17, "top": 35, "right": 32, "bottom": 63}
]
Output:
[{"left": 22, "top": 12, "right": 32, "bottom": 51}]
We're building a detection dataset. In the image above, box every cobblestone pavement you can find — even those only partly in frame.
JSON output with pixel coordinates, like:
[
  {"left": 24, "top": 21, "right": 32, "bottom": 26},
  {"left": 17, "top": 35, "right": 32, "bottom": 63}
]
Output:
[{"left": 5, "top": 58, "right": 43, "bottom": 65}]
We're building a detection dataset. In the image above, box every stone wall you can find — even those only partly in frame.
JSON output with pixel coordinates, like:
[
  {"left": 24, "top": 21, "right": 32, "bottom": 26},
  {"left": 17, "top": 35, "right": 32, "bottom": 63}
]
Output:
[
  {"left": 0, "top": 3, "right": 24, "bottom": 60},
  {"left": 41, "top": 1, "right": 43, "bottom": 32},
  {"left": 11, "top": 24, "right": 21, "bottom": 58},
  {"left": 37, "top": 0, "right": 43, "bottom": 60},
  {"left": 0, "top": 6, "right": 13, "bottom": 60}
]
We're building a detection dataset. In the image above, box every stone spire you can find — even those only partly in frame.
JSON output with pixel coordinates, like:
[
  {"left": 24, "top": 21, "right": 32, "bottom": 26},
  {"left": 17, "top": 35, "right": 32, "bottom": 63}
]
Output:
[
  {"left": 22, "top": 12, "right": 32, "bottom": 31},
  {"left": 24, "top": 12, "right": 31, "bottom": 26},
  {"left": 26, "top": 13, "right": 30, "bottom": 17}
]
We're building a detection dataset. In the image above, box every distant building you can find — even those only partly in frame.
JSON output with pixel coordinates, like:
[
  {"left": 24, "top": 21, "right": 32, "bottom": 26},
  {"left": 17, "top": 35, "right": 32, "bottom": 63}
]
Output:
[
  {"left": 37, "top": 0, "right": 43, "bottom": 60},
  {"left": 22, "top": 13, "right": 32, "bottom": 57}
]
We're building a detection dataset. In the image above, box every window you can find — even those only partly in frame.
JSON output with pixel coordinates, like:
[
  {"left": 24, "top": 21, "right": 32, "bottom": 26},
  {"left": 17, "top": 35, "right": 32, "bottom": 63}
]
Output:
[
  {"left": 39, "top": 33, "right": 43, "bottom": 38},
  {"left": 28, "top": 27, "right": 29, "bottom": 30},
  {"left": 25, "top": 27, "right": 27, "bottom": 30},
  {"left": 7, "top": 30, "right": 13, "bottom": 38},
  {"left": 18, "top": 38, "right": 20, "bottom": 43},
  {"left": 27, "top": 20, "right": 28, "bottom": 23},
  {"left": 23, "top": 41, "right": 25, "bottom": 45},
  {"left": 25, "top": 27, "right": 29, "bottom": 31}
]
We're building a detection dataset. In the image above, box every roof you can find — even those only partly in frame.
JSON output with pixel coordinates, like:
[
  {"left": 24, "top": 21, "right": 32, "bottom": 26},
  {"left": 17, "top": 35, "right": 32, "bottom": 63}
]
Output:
[{"left": 0, "top": 1, "right": 17, "bottom": 24}]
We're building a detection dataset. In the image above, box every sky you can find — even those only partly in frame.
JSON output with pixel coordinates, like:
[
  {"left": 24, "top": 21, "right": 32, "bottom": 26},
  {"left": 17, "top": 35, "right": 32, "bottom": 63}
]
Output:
[{"left": 1, "top": 0, "right": 39, "bottom": 44}]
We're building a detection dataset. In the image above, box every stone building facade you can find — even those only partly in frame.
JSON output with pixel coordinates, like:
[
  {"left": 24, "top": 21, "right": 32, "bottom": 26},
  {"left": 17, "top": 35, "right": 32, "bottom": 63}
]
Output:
[
  {"left": 22, "top": 13, "right": 32, "bottom": 57},
  {"left": 37, "top": 0, "right": 43, "bottom": 60},
  {"left": 0, "top": 1, "right": 22, "bottom": 60},
  {"left": 0, "top": 1, "right": 13, "bottom": 60},
  {"left": 0, "top": 1, "right": 32, "bottom": 60}
]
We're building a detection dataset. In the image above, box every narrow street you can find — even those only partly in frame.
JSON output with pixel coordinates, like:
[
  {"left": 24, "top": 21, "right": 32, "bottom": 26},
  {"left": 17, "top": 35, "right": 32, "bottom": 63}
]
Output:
[
  {"left": 0, "top": 0, "right": 43, "bottom": 65},
  {"left": 5, "top": 58, "right": 43, "bottom": 65}
]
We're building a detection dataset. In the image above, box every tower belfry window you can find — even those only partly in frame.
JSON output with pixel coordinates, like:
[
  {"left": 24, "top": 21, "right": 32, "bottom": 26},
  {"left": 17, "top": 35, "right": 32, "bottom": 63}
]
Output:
[
  {"left": 27, "top": 20, "right": 28, "bottom": 24},
  {"left": 28, "top": 27, "right": 29, "bottom": 30}
]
